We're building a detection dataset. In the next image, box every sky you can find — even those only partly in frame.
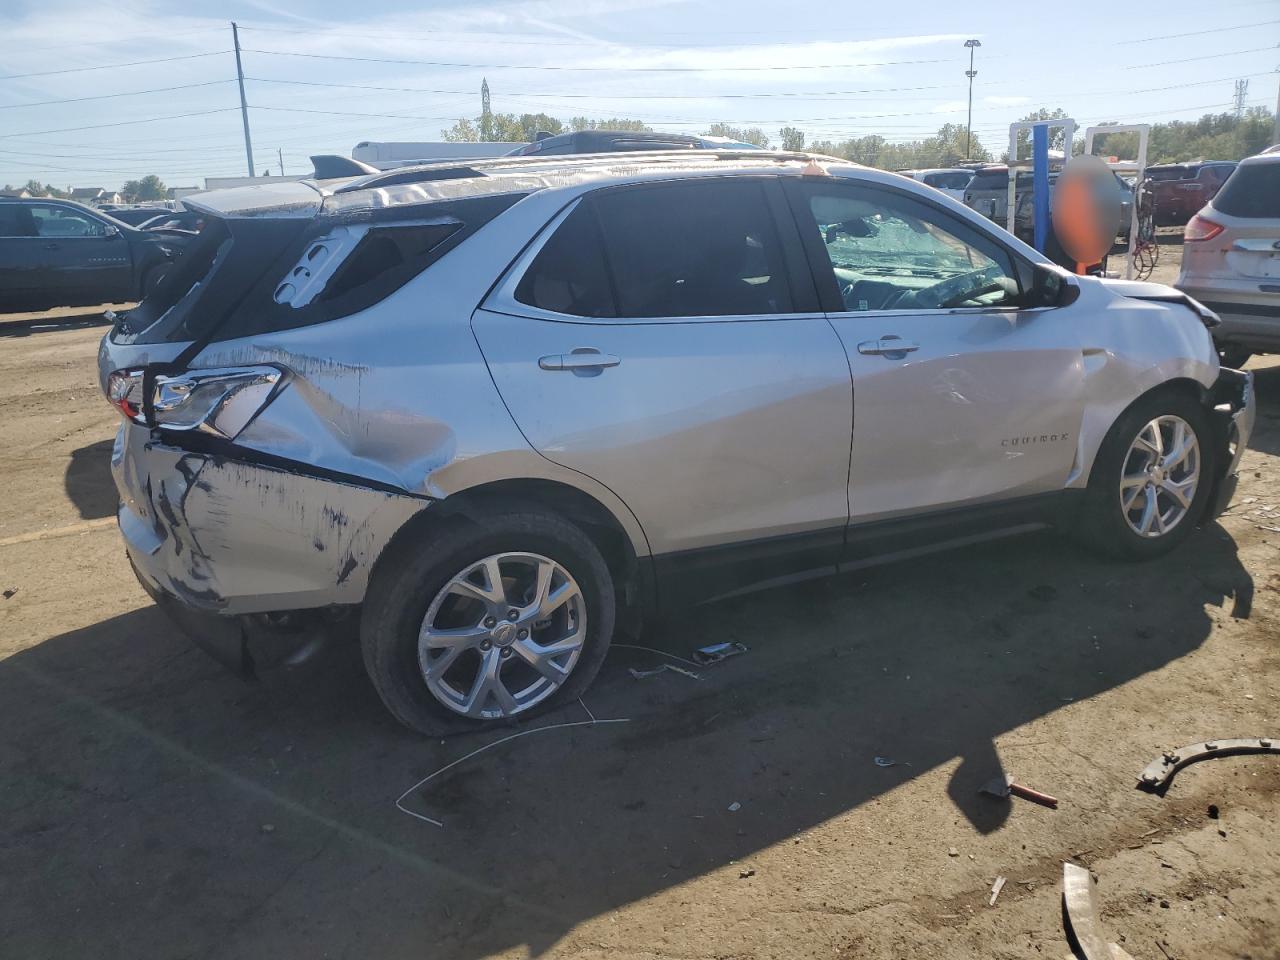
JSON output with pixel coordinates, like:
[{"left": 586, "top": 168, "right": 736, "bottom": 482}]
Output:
[{"left": 0, "top": 0, "right": 1277, "bottom": 190}]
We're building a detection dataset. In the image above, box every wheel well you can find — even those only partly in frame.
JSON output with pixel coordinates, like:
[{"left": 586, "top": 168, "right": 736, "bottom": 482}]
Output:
[
  {"left": 371, "top": 478, "right": 641, "bottom": 601},
  {"left": 1083, "top": 376, "right": 1214, "bottom": 489}
]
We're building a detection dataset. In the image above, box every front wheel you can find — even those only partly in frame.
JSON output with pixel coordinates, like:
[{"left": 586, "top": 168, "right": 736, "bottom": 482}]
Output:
[
  {"left": 361, "top": 510, "right": 616, "bottom": 736},
  {"left": 1079, "top": 391, "right": 1217, "bottom": 560}
]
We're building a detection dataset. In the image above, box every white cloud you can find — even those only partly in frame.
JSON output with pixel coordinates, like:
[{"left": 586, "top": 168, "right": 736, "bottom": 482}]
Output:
[{"left": 984, "top": 95, "right": 1032, "bottom": 107}]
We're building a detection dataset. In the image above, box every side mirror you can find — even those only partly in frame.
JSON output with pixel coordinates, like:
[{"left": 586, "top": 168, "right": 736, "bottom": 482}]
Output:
[
  {"left": 1029, "top": 262, "right": 1079, "bottom": 308},
  {"left": 103, "top": 224, "right": 120, "bottom": 238}
]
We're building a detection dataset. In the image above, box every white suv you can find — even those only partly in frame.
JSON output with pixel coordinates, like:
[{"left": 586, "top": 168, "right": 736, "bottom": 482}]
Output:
[
  {"left": 98, "top": 152, "right": 1255, "bottom": 735},
  {"left": 1176, "top": 151, "right": 1280, "bottom": 367}
]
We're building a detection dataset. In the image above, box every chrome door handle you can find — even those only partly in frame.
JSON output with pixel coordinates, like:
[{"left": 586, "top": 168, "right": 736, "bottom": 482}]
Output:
[
  {"left": 857, "top": 337, "right": 919, "bottom": 357},
  {"left": 538, "top": 350, "right": 621, "bottom": 372}
]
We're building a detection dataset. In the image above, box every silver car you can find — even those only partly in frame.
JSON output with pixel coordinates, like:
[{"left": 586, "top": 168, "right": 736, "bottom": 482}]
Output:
[
  {"left": 98, "top": 153, "right": 1255, "bottom": 735},
  {"left": 1175, "top": 151, "right": 1280, "bottom": 367}
]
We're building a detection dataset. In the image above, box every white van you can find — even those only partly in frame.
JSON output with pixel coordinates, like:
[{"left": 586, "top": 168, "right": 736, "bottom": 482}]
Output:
[{"left": 351, "top": 141, "right": 527, "bottom": 170}]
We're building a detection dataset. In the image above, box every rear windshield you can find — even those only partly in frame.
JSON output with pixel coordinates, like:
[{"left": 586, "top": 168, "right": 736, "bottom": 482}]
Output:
[
  {"left": 967, "top": 171, "right": 1031, "bottom": 191},
  {"left": 923, "top": 171, "right": 972, "bottom": 189},
  {"left": 1214, "top": 162, "right": 1280, "bottom": 218},
  {"left": 1147, "top": 166, "right": 1191, "bottom": 181}
]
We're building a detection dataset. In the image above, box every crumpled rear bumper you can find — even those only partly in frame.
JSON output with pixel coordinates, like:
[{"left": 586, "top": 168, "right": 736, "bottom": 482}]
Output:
[
  {"left": 113, "top": 423, "right": 430, "bottom": 618},
  {"left": 1206, "top": 367, "right": 1255, "bottom": 519}
]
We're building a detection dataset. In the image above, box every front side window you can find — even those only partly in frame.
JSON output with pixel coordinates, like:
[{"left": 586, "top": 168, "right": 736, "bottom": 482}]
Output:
[
  {"left": 30, "top": 204, "right": 110, "bottom": 238},
  {"left": 516, "top": 178, "right": 794, "bottom": 319},
  {"left": 794, "top": 181, "right": 1020, "bottom": 313}
]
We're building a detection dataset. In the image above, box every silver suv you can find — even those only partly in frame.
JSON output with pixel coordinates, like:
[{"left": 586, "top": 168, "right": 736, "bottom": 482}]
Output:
[
  {"left": 1175, "top": 151, "right": 1280, "bottom": 368},
  {"left": 98, "top": 153, "right": 1255, "bottom": 735}
]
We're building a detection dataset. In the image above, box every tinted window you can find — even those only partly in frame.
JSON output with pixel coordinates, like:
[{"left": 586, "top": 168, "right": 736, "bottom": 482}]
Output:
[
  {"left": 30, "top": 204, "right": 110, "bottom": 238},
  {"left": 924, "top": 172, "right": 972, "bottom": 190},
  {"left": 0, "top": 204, "right": 37, "bottom": 237},
  {"left": 1147, "top": 166, "right": 1191, "bottom": 181},
  {"left": 967, "top": 171, "right": 1007, "bottom": 190},
  {"left": 795, "top": 181, "right": 1019, "bottom": 312},
  {"left": 594, "top": 179, "right": 793, "bottom": 317},
  {"left": 1214, "top": 162, "right": 1280, "bottom": 218},
  {"left": 516, "top": 202, "right": 616, "bottom": 317}
]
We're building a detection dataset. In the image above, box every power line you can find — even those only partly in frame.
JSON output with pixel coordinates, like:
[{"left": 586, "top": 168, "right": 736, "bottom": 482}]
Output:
[
  {"left": 0, "top": 80, "right": 236, "bottom": 110},
  {"left": 0, "top": 51, "right": 230, "bottom": 80},
  {"left": 1116, "top": 18, "right": 1280, "bottom": 44},
  {"left": 241, "top": 48, "right": 954, "bottom": 72},
  {"left": 1130, "top": 45, "right": 1279, "bottom": 69},
  {"left": 0, "top": 108, "right": 241, "bottom": 140}
]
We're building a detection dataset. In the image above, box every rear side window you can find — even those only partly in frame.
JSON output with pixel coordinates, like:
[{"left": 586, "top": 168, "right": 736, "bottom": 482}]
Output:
[
  {"left": 518, "top": 179, "right": 794, "bottom": 319},
  {"left": 596, "top": 180, "right": 793, "bottom": 317},
  {"left": 515, "top": 203, "right": 616, "bottom": 317},
  {"left": 0, "top": 204, "right": 36, "bottom": 237},
  {"left": 1214, "top": 163, "right": 1280, "bottom": 218}
]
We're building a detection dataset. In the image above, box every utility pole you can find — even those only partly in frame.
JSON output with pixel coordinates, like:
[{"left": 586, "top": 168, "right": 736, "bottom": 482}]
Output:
[
  {"left": 964, "top": 39, "right": 981, "bottom": 159},
  {"left": 231, "top": 22, "right": 255, "bottom": 178},
  {"left": 480, "top": 78, "right": 492, "bottom": 141},
  {"left": 278, "top": 148, "right": 284, "bottom": 176}
]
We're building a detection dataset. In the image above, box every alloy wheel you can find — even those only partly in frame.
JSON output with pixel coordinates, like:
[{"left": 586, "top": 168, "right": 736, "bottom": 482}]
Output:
[
  {"left": 417, "top": 552, "right": 585, "bottom": 719},
  {"left": 1118, "top": 415, "right": 1201, "bottom": 539}
]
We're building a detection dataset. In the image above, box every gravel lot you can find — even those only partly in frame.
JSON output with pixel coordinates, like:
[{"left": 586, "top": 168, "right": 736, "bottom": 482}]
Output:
[{"left": 2, "top": 239, "right": 1278, "bottom": 959}]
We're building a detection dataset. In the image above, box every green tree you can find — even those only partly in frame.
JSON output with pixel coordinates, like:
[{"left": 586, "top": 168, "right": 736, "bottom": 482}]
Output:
[
  {"left": 121, "top": 175, "right": 166, "bottom": 201},
  {"left": 705, "top": 123, "right": 770, "bottom": 148},
  {"left": 570, "top": 117, "right": 652, "bottom": 132},
  {"left": 778, "top": 126, "right": 805, "bottom": 151}
]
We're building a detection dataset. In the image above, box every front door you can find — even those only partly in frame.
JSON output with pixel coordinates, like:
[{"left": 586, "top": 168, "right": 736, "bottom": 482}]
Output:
[
  {"left": 473, "top": 177, "right": 853, "bottom": 604},
  {"left": 784, "top": 177, "right": 1086, "bottom": 536},
  {"left": 27, "top": 203, "right": 132, "bottom": 302}
]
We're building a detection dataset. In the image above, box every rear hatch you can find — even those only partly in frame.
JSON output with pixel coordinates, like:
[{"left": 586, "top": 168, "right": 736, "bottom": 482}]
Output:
[{"left": 1211, "top": 160, "right": 1280, "bottom": 282}]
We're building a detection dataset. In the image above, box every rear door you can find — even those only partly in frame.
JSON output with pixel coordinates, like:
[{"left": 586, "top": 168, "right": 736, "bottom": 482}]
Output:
[
  {"left": 783, "top": 176, "right": 1086, "bottom": 546},
  {"left": 473, "top": 177, "right": 854, "bottom": 603},
  {"left": 0, "top": 203, "right": 44, "bottom": 306}
]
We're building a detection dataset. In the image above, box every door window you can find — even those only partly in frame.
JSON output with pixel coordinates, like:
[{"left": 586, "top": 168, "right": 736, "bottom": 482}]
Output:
[
  {"left": 0, "top": 204, "right": 38, "bottom": 237},
  {"left": 793, "top": 181, "right": 1020, "bottom": 313},
  {"left": 29, "top": 204, "right": 111, "bottom": 238},
  {"left": 515, "top": 178, "right": 794, "bottom": 319}
]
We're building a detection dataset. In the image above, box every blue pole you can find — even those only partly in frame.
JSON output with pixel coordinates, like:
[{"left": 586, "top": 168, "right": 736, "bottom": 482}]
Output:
[{"left": 1032, "top": 123, "right": 1050, "bottom": 253}]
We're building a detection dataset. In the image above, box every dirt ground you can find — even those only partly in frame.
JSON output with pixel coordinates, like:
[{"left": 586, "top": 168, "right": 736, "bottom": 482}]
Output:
[{"left": 2, "top": 239, "right": 1278, "bottom": 960}]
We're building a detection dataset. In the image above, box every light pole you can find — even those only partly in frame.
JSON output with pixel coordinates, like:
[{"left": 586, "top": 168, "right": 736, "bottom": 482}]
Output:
[{"left": 964, "top": 39, "right": 981, "bottom": 159}]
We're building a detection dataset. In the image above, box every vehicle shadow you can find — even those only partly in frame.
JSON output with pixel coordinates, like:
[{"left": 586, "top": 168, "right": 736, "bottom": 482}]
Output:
[
  {"left": 0, "top": 311, "right": 115, "bottom": 338},
  {"left": 63, "top": 439, "right": 117, "bottom": 520},
  {"left": 1240, "top": 363, "right": 1280, "bottom": 458},
  {"left": 0, "top": 523, "right": 1251, "bottom": 960}
]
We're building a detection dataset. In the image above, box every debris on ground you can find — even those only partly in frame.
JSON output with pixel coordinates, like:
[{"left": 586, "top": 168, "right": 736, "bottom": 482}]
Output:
[
  {"left": 1062, "top": 862, "right": 1135, "bottom": 959},
  {"left": 727, "top": 801, "right": 741, "bottom": 812},
  {"left": 948, "top": 847, "right": 959, "bottom": 857},
  {"left": 989, "top": 875, "right": 1006, "bottom": 906},
  {"left": 692, "top": 641, "right": 749, "bottom": 665},
  {"left": 628, "top": 663, "right": 701, "bottom": 681},
  {"left": 2, "top": 587, "right": 16, "bottom": 599},
  {"left": 980, "top": 774, "right": 1059, "bottom": 808},
  {"left": 1136, "top": 737, "right": 1279, "bottom": 792},
  {"left": 873, "top": 756, "right": 899, "bottom": 768},
  {"left": 739, "top": 868, "right": 755, "bottom": 879}
]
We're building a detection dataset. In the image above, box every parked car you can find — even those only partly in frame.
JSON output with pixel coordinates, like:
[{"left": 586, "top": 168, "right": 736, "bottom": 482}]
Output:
[
  {"left": 963, "top": 165, "right": 1031, "bottom": 222},
  {"left": 1175, "top": 151, "right": 1280, "bottom": 367},
  {"left": 899, "top": 167, "right": 974, "bottom": 201},
  {"left": 0, "top": 198, "right": 184, "bottom": 311},
  {"left": 1012, "top": 171, "right": 1134, "bottom": 241},
  {"left": 505, "top": 130, "right": 766, "bottom": 156},
  {"left": 1145, "top": 161, "right": 1237, "bottom": 226},
  {"left": 98, "top": 153, "right": 1254, "bottom": 735},
  {"left": 138, "top": 210, "right": 205, "bottom": 235}
]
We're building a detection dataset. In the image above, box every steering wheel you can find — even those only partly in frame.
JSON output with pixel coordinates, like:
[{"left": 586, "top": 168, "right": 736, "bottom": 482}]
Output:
[{"left": 910, "top": 267, "right": 1006, "bottom": 310}]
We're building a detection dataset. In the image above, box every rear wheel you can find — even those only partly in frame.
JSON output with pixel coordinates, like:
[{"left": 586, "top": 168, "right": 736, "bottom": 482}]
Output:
[
  {"left": 1080, "top": 391, "right": 1217, "bottom": 560},
  {"left": 361, "top": 509, "right": 615, "bottom": 736}
]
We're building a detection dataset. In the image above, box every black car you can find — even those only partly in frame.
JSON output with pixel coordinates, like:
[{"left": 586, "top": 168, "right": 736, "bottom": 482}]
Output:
[
  {"left": 506, "top": 130, "right": 765, "bottom": 156},
  {"left": 0, "top": 198, "right": 183, "bottom": 312}
]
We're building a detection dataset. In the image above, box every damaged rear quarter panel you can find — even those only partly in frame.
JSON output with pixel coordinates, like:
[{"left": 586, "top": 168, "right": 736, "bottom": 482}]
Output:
[{"left": 145, "top": 448, "right": 429, "bottom": 613}]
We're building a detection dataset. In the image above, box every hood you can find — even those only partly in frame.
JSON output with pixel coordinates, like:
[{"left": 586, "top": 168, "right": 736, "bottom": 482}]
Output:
[{"left": 1099, "top": 277, "right": 1220, "bottom": 328}]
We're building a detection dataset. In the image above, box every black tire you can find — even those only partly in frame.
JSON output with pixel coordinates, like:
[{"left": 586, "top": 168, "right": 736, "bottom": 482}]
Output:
[
  {"left": 1217, "top": 345, "right": 1252, "bottom": 370},
  {"left": 1079, "top": 389, "right": 1217, "bottom": 561},
  {"left": 361, "top": 509, "right": 615, "bottom": 736}
]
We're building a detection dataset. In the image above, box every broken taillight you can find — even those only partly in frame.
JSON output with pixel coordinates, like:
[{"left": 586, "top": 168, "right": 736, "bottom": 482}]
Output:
[{"left": 106, "top": 369, "right": 146, "bottom": 422}]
